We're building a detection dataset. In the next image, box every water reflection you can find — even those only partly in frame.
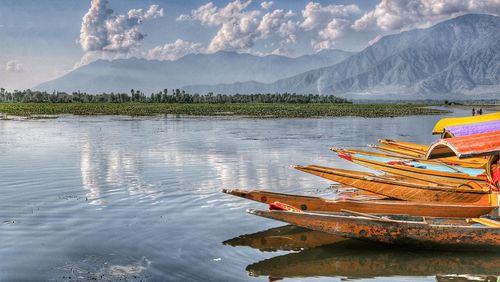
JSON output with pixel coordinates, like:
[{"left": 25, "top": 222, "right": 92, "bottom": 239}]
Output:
[
  {"left": 223, "top": 225, "right": 345, "bottom": 252},
  {"left": 228, "top": 226, "right": 500, "bottom": 281}
]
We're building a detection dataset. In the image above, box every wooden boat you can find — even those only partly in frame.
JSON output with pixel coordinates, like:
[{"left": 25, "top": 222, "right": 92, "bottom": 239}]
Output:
[
  {"left": 222, "top": 189, "right": 496, "bottom": 217},
  {"left": 373, "top": 139, "right": 488, "bottom": 168},
  {"left": 432, "top": 112, "right": 500, "bottom": 135},
  {"left": 246, "top": 239, "right": 500, "bottom": 280},
  {"left": 426, "top": 131, "right": 500, "bottom": 159},
  {"left": 426, "top": 131, "right": 500, "bottom": 194},
  {"left": 332, "top": 148, "right": 486, "bottom": 183},
  {"left": 223, "top": 225, "right": 345, "bottom": 252},
  {"left": 293, "top": 165, "right": 493, "bottom": 203},
  {"left": 442, "top": 120, "right": 500, "bottom": 138},
  {"left": 247, "top": 209, "right": 500, "bottom": 249}
]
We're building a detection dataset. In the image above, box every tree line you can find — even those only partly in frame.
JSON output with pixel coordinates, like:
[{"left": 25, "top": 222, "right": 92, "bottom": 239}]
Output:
[{"left": 0, "top": 88, "right": 351, "bottom": 104}]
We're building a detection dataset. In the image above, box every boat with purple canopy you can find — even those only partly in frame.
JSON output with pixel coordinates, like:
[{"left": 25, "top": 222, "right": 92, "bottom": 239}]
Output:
[{"left": 442, "top": 120, "right": 500, "bottom": 138}]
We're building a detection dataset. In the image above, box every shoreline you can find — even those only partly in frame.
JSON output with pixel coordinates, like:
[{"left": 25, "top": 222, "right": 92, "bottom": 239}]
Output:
[{"left": 0, "top": 103, "right": 449, "bottom": 118}]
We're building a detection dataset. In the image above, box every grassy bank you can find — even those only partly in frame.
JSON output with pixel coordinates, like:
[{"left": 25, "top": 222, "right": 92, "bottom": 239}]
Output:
[{"left": 0, "top": 103, "right": 448, "bottom": 118}]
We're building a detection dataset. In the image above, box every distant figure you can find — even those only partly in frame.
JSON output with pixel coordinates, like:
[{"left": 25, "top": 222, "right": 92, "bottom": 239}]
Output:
[
  {"left": 472, "top": 108, "right": 476, "bottom": 116},
  {"left": 478, "top": 108, "right": 483, "bottom": 115}
]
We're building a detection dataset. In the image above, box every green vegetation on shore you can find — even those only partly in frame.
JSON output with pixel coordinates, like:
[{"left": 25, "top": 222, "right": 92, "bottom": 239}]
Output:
[{"left": 0, "top": 103, "right": 447, "bottom": 118}]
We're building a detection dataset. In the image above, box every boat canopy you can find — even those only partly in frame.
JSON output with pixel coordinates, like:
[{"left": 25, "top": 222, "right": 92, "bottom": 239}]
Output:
[
  {"left": 432, "top": 112, "right": 500, "bottom": 135},
  {"left": 426, "top": 131, "right": 500, "bottom": 159},
  {"left": 442, "top": 120, "right": 500, "bottom": 138}
]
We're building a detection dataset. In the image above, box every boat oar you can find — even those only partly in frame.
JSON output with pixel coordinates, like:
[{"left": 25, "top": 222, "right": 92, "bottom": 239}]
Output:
[
  {"left": 340, "top": 209, "right": 398, "bottom": 222},
  {"left": 340, "top": 209, "right": 429, "bottom": 224},
  {"left": 469, "top": 218, "right": 500, "bottom": 228},
  {"left": 433, "top": 159, "right": 468, "bottom": 174}
]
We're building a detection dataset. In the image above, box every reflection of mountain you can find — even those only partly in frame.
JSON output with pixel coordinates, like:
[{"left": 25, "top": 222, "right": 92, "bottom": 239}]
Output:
[
  {"left": 223, "top": 225, "right": 344, "bottom": 252},
  {"left": 245, "top": 238, "right": 500, "bottom": 281}
]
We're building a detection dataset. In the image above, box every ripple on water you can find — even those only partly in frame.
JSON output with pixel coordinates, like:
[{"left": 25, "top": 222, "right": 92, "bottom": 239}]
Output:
[{"left": 1, "top": 109, "right": 489, "bottom": 281}]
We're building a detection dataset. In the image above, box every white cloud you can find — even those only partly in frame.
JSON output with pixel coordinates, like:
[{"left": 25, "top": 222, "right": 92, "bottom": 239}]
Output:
[
  {"left": 260, "top": 1, "right": 274, "bottom": 10},
  {"left": 145, "top": 39, "right": 205, "bottom": 61},
  {"left": 299, "top": 2, "right": 360, "bottom": 51},
  {"left": 180, "top": 1, "right": 302, "bottom": 53},
  {"left": 300, "top": 2, "right": 361, "bottom": 30},
  {"left": 180, "top": 0, "right": 262, "bottom": 53},
  {"left": 257, "top": 9, "right": 298, "bottom": 43},
  {"left": 6, "top": 60, "right": 24, "bottom": 72},
  {"left": 312, "top": 18, "right": 350, "bottom": 51},
  {"left": 79, "top": 0, "right": 163, "bottom": 53},
  {"left": 352, "top": 0, "right": 500, "bottom": 31}
]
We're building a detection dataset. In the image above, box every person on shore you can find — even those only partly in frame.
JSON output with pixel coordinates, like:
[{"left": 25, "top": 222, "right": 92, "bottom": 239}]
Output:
[
  {"left": 472, "top": 108, "right": 476, "bottom": 116},
  {"left": 478, "top": 108, "right": 483, "bottom": 115}
]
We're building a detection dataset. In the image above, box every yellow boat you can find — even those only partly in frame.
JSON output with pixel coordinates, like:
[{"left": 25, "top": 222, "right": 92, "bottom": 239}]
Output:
[
  {"left": 432, "top": 112, "right": 500, "bottom": 134},
  {"left": 373, "top": 139, "right": 488, "bottom": 168},
  {"left": 293, "top": 165, "right": 493, "bottom": 204}
]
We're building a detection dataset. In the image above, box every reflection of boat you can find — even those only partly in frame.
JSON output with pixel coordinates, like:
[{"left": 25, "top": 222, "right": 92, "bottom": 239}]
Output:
[
  {"left": 223, "top": 225, "right": 345, "bottom": 252},
  {"left": 293, "top": 165, "right": 492, "bottom": 203},
  {"left": 223, "top": 189, "right": 496, "bottom": 217},
  {"left": 332, "top": 148, "right": 486, "bottom": 183},
  {"left": 248, "top": 209, "right": 500, "bottom": 249},
  {"left": 246, "top": 239, "right": 500, "bottom": 280}
]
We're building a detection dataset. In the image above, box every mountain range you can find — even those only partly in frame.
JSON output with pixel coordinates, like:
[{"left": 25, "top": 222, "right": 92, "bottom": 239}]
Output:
[
  {"left": 185, "top": 14, "right": 500, "bottom": 99},
  {"left": 36, "top": 14, "right": 500, "bottom": 99},
  {"left": 35, "top": 49, "right": 352, "bottom": 94}
]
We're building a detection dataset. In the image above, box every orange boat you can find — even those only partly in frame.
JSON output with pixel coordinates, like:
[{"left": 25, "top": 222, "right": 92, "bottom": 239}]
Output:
[
  {"left": 248, "top": 209, "right": 500, "bottom": 249},
  {"left": 293, "top": 165, "right": 493, "bottom": 204},
  {"left": 223, "top": 189, "right": 496, "bottom": 217}
]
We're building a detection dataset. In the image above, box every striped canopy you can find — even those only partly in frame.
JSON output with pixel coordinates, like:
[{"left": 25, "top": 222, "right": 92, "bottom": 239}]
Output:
[
  {"left": 432, "top": 112, "right": 500, "bottom": 134},
  {"left": 426, "top": 130, "right": 500, "bottom": 159},
  {"left": 443, "top": 120, "right": 500, "bottom": 138}
]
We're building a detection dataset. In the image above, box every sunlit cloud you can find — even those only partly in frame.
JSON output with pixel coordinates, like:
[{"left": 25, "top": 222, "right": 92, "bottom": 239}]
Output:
[{"left": 352, "top": 0, "right": 500, "bottom": 31}]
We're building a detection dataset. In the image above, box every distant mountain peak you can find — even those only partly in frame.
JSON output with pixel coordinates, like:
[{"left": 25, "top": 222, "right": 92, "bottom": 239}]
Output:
[{"left": 183, "top": 13, "right": 500, "bottom": 99}]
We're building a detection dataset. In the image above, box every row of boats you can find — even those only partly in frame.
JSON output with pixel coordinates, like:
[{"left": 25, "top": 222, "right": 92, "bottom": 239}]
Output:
[{"left": 224, "top": 112, "right": 500, "bottom": 250}]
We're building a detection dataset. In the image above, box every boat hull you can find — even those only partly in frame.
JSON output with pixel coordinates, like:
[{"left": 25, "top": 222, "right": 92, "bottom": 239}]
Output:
[
  {"left": 223, "top": 189, "right": 496, "bottom": 217},
  {"left": 294, "top": 165, "right": 492, "bottom": 204},
  {"left": 248, "top": 209, "right": 500, "bottom": 249}
]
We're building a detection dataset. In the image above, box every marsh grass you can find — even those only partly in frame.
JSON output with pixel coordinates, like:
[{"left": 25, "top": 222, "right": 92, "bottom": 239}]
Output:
[{"left": 0, "top": 103, "right": 448, "bottom": 118}]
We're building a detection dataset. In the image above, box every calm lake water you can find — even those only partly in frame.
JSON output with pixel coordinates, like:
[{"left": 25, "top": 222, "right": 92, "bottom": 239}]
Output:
[{"left": 1, "top": 108, "right": 498, "bottom": 281}]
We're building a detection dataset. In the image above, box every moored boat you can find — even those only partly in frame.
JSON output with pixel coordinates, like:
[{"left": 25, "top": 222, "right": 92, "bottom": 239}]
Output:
[
  {"left": 442, "top": 119, "right": 500, "bottom": 138},
  {"left": 373, "top": 139, "right": 488, "bottom": 168},
  {"left": 223, "top": 189, "right": 496, "bottom": 217},
  {"left": 332, "top": 148, "right": 486, "bottom": 183},
  {"left": 293, "top": 165, "right": 493, "bottom": 204},
  {"left": 432, "top": 112, "right": 500, "bottom": 135},
  {"left": 248, "top": 209, "right": 500, "bottom": 249}
]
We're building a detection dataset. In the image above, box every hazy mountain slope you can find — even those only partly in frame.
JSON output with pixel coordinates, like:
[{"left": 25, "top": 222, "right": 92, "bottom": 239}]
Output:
[
  {"left": 34, "top": 50, "right": 353, "bottom": 94},
  {"left": 185, "top": 14, "right": 500, "bottom": 99}
]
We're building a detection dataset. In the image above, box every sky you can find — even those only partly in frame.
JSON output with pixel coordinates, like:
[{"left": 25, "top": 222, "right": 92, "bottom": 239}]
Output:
[{"left": 1, "top": 0, "right": 499, "bottom": 90}]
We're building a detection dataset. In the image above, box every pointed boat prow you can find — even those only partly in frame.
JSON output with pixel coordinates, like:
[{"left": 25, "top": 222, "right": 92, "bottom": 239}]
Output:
[{"left": 222, "top": 188, "right": 251, "bottom": 198}]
